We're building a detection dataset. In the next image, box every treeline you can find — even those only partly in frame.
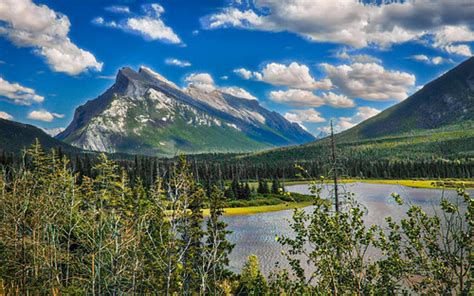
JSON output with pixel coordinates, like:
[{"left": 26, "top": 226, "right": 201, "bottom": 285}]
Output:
[
  {"left": 1, "top": 149, "right": 473, "bottom": 189},
  {"left": 0, "top": 142, "right": 472, "bottom": 294}
]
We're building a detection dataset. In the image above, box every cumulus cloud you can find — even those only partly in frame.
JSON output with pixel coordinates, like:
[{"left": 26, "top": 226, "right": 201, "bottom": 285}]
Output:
[
  {"left": 233, "top": 68, "right": 254, "bottom": 80},
  {"left": 321, "top": 62, "right": 416, "bottom": 101},
  {"left": 0, "top": 111, "right": 13, "bottom": 120},
  {"left": 27, "top": 110, "right": 64, "bottom": 122},
  {"left": 321, "top": 92, "right": 355, "bottom": 108},
  {"left": 318, "top": 106, "right": 381, "bottom": 133},
  {"left": 0, "top": 77, "right": 44, "bottom": 105},
  {"left": 165, "top": 58, "right": 191, "bottom": 67},
  {"left": 269, "top": 89, "right": 354, "bottom": 108},
  {"left": 0, "top": 0, "right": 103, "bottom": 75},
  {"left": 259, "top": 62, "right": 332, "bottom": 90},
  {"left": 411, "top": 54, "right": 447, "bottom": 65},
  {"left": 185, "top": 72, "right": 215, "bottom": 91},
  {"left": 185, "top": 72, "right": 257, "bottom": 100},
  {"left": 444, "top": 44, "right": 472, "bottom": 57},
  {"left": 93, "top": 3, "right": 181, "bottom": 44},
  {"left": 235, "top": 62, "right": 332, "bottom": 90},
  {"left": 270, "top": 89, "right": 323, "bottom": 107},
  {"left": 284, "top": 109, "right": 325, "bottom": 125},
  {"left": 202, "top": 0, "right": 474, "bottom": 55},
  {"left": 220, "top": 86, "right": 257, "bottom": 100},
  {"left": 336, "top": 106, "right": 381, "bottom": 131}
]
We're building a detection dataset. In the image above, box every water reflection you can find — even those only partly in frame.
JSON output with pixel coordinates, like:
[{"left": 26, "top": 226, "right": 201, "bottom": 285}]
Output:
[{"left": 224, "top": 182, "right": 472, "bottom": 276}]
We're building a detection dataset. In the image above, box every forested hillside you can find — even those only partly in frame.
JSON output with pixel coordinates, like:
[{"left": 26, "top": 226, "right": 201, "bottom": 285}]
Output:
[
  {"left": 0, "top": 119, "right": 81, "bottom": 153},
  {"left": 340, "top": 56, "right": 474, "bottom": 140}
]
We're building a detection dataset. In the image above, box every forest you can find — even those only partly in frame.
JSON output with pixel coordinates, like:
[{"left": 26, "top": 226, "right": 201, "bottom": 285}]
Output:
[
  {"left": 1, "top": 146, "right": 473, "bottom": 191},
  {"left": 0, "top": 141, "right": 472, "bottom": 295}
]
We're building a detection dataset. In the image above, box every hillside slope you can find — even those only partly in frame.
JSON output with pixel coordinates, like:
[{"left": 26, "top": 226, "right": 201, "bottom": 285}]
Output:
[
  {"left": 0, "top": 119, "right": 81, "bottom": 153},
  {"left": 341, "top": 57, "right": 474, "bottom": 141}
]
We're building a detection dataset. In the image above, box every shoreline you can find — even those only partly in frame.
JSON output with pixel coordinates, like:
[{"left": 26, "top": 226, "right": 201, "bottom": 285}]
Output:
[
  {"left": 281, "top": 178, "right": 474, "bottom": 190},
  {"left": 211, "top": 178, "right": 473, "bottom": 216},
  {"left": 203, "top": 201, "right": 314, "bottom": 217}
]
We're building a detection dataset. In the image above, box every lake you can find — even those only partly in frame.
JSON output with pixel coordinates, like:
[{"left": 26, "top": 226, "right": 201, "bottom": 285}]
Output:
[{"left": 223, "top": 182, "right": 472, "bottom": 276}]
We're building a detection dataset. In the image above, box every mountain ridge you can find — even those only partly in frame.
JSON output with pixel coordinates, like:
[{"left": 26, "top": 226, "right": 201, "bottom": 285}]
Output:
[{"left": 57, "top": 66, "right": 314, "bottom": 156}]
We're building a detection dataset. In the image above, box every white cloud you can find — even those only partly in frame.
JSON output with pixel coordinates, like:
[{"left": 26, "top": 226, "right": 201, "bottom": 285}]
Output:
[
  {"left": 336, "top": 106, "right": 381, "bottom": 131},
  {"left": 411, "top": 54, "right": 430, "bottom": 62},
  {"left": 41, "top": 127, "right": 65, "bottom": 136},
  {"left": 0, "top": 77, "right": 44, "bottom": 105},
  {"left": 203, "top": 0, "right": 474, "bottom": 54},
  {"left": 94, "top": 3, "right": 181, "bottom": 44},
  {"left": 321, "top": 92, "right": 355, "bottom": 108},
  {"left": 411, "top": 54, "right": 447, "bottom": 65},
  {"left": 336, "top": 50, "right": 382, "bottom": 64},
  {"left": 431, "top": 57, "right": 445, "bottom": 65},
  {"left": 105, "top": 5, "right": 130, "bottom": 14},
  {"left": 444, "top": 44, "right": 472, "bottom": 57},
  {"left": 284, "top": 109, "right": 325, "bottom": 125},
  {"left": 185, "top": 72, "right": 257, "bottom": 100},
  {"left": 270, "top": 89, "right": 324, "bottom": 107},
  {"left": 259, "top": 62, "right": 332, "bottom": 90},
  {"left": 433, "top": 25, "right": 474, "bottom": 48},
  {"left": 0, "top": 0, "right": 102, "bottom": 75},
  {"left": 220, "top": 86, "right": 257, "bottom": 100},
  {"left": 97, "top": 75, "right": 115, "bottom": 80},
  {"left": 165, "top": 58, "right": 191, "bottom": 67},
  {"left": 269, "top": 89, "right": 354, "bottom": 108},
  {"left": 0, "top": 111, "right": 13, "bottom": 120},
  {"left": 321, "top": 62, "right": 416, "bottom": 101},
  {"left": 27, "top": 110, "right": 63, "bottom": 122},
  {"left": 233, "top": 68, "right": 254, "bottom": 79},
  {"left": 184, "top": 73, "right": 214, "bottom": 86},
  {"left": 220, "top": 75, "right": 229, "bottom": 80},
  {"left": 236, "top": 62, "right": 332, "bottom": 90}
]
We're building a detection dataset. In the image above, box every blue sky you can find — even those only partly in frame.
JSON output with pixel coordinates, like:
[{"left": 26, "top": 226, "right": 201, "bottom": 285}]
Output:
[{"left": 0, "top": 0, "right": 473, "bottom": 135}]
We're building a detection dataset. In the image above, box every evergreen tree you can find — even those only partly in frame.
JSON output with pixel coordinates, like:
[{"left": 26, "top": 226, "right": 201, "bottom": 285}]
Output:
[
  {"left": 271, "top": 178, "right": 280, "bottom": 194},
  {"left": 237, "top": 255, "right": 268, "bottom": 295}
]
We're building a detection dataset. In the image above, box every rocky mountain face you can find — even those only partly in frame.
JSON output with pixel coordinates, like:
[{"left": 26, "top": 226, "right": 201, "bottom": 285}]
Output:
[{"left": 57, "top": 66, "right": 314, "bottom": 156}]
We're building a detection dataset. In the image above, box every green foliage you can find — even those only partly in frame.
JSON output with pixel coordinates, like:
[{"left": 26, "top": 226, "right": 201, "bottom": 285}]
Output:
[
  {"left": 0, "top": 141, "right": 472, "bottom": 295},
  {"left": 237, "top": 255, "right": 268, "bottom": 295},
  {"left": 0, "top": 142, "right": 233, "bottom": 295},
  {"left": 267, "top": 179, "right": 472, "bottom": 295}
]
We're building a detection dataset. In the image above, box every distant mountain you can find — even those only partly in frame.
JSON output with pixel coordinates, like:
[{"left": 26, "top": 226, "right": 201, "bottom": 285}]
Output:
[
  {"left": 57, "top": 66, "right": 314, "bottom": 156},
  {"left": 340, "top": 56, "right": 474, "bottom": 141},
  {"left": 227, "top": 57, "right": 474, "bottom": 163},
  {"left": 0, "top": 118, "right": 80, "bottom": 153}
]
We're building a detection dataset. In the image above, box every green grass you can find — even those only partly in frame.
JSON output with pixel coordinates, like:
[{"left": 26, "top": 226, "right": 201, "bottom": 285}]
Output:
[
  {"left": 202, "top": 192, "right": 315, "bottom": 216},
  {"left": 342, "top": 179, "right": 474, "bottom": 189},
  {"left": 203, "top": 200, "right": 315, "bottom": 216}
]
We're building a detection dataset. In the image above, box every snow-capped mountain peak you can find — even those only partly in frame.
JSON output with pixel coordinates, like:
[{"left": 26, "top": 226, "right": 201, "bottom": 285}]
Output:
[{"left": 57, "top": 66, "right": 314, "bottom": 156}]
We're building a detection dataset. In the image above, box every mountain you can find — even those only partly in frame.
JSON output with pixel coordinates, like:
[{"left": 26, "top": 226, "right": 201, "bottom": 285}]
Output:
[
  {"left": 226, "top": 57, "right": 474, "bottom": 163},
  {"left": 340, "top": 56, "right": 474, "bottom": 141},
  {"left": 0, "top": 118, "right": 81, "bottom": 153},
  {"left": 57, "top": 66, "right": 314, "bottom": 156}
]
